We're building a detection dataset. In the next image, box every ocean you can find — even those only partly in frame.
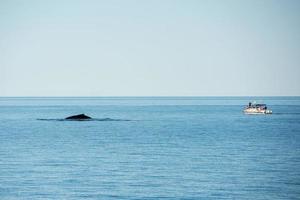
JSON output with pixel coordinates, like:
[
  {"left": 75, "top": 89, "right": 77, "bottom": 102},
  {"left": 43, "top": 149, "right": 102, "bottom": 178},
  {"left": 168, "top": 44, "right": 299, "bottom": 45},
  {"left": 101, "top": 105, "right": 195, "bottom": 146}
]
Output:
[{"left": 0, "top": 97, "right": 300, "bottom": 199}]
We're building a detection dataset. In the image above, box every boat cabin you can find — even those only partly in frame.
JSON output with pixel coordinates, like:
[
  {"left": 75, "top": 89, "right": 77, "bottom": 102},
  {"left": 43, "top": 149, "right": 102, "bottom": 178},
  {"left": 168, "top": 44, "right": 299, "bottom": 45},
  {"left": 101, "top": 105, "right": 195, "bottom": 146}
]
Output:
[{"left": 248, "top": 102, "right": 267, "bottom": 109}]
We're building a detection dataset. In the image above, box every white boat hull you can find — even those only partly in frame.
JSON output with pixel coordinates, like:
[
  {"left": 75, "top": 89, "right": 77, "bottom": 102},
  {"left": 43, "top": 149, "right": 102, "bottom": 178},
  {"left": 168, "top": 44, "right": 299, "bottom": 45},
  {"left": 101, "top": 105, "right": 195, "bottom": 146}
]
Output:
[{"left": 244, "top": 108, "right": 272, "bottom": 114}]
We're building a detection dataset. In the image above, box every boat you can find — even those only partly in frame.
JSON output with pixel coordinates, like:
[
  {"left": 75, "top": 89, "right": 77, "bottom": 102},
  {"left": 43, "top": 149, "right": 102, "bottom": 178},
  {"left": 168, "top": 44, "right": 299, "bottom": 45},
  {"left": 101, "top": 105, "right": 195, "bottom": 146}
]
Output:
[{"left": 244, "top": 102, "right": 272, "bottom": 114}]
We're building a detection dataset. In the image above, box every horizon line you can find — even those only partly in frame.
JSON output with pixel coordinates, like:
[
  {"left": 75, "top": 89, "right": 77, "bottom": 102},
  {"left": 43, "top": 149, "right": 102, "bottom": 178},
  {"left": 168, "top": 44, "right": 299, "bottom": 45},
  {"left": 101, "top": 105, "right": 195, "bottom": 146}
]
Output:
[{"left": 0, "top": 95, "right": 299, "bottom": 98}]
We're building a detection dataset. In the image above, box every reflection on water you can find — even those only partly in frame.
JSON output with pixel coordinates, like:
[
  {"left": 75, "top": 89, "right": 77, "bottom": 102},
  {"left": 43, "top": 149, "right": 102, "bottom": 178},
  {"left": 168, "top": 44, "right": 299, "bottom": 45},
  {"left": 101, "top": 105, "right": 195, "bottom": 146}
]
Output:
[{"left": 37, "top": 118, "right": 131, "bottom": 121}]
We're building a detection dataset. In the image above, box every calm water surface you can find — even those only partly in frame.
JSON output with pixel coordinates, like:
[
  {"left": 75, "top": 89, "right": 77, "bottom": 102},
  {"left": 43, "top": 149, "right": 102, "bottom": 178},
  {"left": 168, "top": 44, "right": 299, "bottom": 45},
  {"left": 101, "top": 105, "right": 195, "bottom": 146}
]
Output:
[{"left": 0, "top": 97, "right": 300, "bottom": 199}]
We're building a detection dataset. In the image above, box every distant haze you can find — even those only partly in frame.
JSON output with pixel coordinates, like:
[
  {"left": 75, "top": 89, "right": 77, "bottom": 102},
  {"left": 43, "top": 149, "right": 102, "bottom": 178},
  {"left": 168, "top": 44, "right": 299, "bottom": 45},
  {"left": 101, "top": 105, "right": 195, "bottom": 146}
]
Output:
[{"left": 1, "top": 0, "right": 300, "bottom": 96}]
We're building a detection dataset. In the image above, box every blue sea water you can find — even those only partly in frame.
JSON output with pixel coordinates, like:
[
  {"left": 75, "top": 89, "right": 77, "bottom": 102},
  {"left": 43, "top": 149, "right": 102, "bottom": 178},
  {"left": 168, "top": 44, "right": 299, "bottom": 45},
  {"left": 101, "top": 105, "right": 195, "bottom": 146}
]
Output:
[{"left": 0, "top": 97, "right": 300, "bottom": 200}]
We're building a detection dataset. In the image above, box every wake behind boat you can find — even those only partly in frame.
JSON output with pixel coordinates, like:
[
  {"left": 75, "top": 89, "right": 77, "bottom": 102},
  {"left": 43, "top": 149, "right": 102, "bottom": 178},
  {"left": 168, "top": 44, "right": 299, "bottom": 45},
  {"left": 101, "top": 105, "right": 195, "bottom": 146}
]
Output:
[{"left": 244, "top": 102, "right": 272, "bottom": 114}]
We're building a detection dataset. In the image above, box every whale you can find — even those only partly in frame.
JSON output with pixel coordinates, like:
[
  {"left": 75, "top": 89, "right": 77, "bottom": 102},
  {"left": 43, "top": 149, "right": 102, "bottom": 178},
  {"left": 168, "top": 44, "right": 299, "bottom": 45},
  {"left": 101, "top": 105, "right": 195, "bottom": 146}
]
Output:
[
  {"left": 37, "top": 114, "right": 130, "bottom": 121},
  {"left": 65, "top": 114, "right": 92, "bottom": 120}
]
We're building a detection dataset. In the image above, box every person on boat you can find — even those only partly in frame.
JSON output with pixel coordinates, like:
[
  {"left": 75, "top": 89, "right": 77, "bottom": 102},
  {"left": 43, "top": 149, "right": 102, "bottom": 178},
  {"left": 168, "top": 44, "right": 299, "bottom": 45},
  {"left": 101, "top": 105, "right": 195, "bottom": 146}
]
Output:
[{"left": 248, "top": 102, "right": 252, "bottom": 107}]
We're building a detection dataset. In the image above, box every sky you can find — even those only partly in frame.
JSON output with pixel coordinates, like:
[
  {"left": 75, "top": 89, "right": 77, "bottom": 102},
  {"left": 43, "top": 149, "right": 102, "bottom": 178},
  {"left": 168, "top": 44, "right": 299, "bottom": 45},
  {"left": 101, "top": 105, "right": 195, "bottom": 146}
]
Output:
[{"left": 0, "top": 0, "right": 300, "bottom": 96}]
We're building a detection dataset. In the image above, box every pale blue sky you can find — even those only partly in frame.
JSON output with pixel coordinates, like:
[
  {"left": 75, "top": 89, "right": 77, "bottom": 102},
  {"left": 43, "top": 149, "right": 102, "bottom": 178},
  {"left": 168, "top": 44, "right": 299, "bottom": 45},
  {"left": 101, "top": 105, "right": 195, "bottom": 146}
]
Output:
[{"left": 0, "top": 0, "right": 299, "bottom": 96}]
